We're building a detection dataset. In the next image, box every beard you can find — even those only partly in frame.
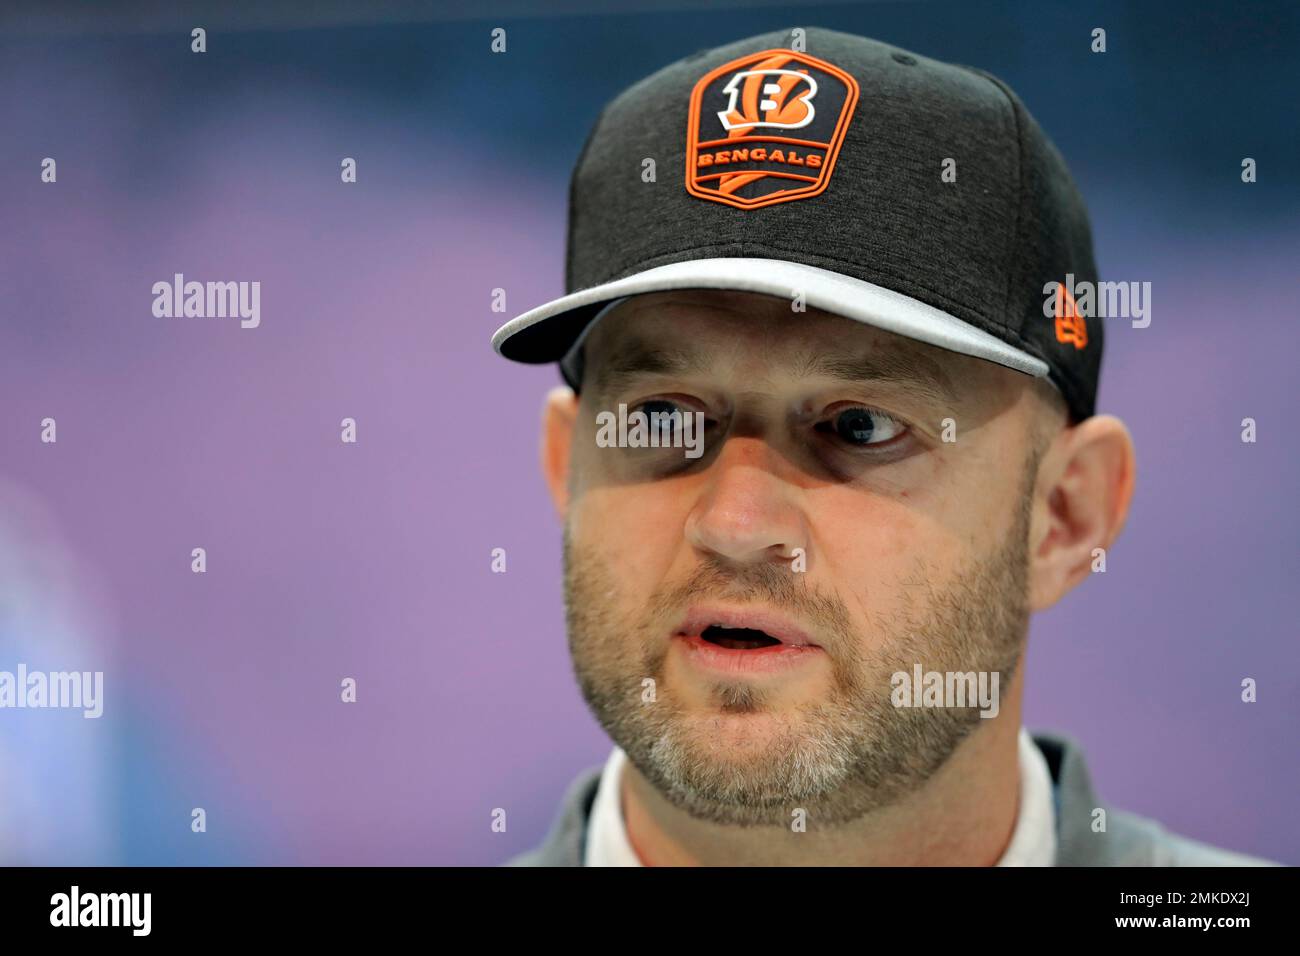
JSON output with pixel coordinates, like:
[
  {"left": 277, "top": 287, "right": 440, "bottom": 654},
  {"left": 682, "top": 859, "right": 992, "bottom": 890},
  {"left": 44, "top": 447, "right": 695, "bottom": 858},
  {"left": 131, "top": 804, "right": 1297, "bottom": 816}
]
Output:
[{"left": 563, "top": 476, "right": 1033, "bottom": 829}]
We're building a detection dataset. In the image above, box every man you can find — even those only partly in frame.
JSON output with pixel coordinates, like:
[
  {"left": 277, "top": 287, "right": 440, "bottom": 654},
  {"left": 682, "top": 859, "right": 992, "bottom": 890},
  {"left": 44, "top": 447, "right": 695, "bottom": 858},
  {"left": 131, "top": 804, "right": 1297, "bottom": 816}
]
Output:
[{"left": 490, "top": 27, "right": 1272, "bottom": 866}]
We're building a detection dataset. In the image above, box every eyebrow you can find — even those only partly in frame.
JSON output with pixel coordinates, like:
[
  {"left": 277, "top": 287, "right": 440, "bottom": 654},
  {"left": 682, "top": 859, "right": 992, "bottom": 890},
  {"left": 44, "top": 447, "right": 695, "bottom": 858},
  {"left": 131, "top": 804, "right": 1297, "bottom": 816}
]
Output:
[
  {"left": 587, "top": 338, "right": 708, "bottom": 397},
  {"left": 587, "top": 335, "right": 960, "bottom": 406}
]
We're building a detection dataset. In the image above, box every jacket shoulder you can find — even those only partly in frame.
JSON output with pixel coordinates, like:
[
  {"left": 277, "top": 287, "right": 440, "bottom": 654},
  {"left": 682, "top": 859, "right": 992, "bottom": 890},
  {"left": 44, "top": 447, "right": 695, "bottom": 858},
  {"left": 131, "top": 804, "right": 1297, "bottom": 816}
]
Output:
[
  {"left": 1105, "top": 809, "right": 1280, "bottom": 867},
  {"left": 1034, "top": 730, "right": 1281, "bottom": 867},
  {"left": 501, "top": 765, "right": 602, "bottom": 867}
]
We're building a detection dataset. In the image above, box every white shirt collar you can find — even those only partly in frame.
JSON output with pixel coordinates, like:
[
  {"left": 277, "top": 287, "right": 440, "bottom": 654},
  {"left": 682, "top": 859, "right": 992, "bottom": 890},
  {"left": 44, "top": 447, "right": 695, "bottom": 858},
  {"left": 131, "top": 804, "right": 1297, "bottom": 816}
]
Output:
[{"left": 584, "top": 726, "right": 1056, "bottom": 866}]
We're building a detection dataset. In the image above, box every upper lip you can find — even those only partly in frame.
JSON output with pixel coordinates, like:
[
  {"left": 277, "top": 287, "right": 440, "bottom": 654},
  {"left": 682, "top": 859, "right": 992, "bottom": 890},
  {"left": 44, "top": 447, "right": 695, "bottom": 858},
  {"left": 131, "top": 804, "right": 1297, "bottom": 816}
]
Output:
[{"left": 674, "top": 605, "right": 820, "bottom": 647}]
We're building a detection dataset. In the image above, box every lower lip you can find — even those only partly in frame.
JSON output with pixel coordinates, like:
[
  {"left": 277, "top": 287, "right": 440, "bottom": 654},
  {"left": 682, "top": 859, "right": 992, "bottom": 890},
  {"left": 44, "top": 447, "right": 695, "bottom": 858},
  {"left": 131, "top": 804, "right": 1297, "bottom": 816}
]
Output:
[{"left": 672, "top": 633, "right": 824, "bottom": 676}]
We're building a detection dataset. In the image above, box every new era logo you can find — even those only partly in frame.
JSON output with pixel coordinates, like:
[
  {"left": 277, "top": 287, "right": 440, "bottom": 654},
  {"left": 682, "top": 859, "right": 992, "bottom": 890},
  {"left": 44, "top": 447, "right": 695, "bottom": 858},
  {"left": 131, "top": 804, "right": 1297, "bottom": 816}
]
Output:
[
  {"left": 685, "top": 49, "right": 859, "bottom": 209},
  {"left": 1054, "top": 283, "right": 1088, "bottom": 349}
]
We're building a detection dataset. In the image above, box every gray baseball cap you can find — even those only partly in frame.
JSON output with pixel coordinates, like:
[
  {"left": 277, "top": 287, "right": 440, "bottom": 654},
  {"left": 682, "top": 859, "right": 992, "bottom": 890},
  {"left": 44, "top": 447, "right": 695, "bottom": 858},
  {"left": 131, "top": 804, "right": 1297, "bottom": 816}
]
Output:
[{"left": 491, "top": 26, "right": 1103, "bottom": 420}]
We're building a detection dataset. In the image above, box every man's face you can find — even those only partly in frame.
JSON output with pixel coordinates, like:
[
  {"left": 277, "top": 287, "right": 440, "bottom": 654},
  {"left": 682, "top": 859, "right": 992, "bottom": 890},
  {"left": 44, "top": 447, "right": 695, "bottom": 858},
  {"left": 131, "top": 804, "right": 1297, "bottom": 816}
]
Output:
[{"left": 561, "top": 289, "right": 1046, "bottom": 827}]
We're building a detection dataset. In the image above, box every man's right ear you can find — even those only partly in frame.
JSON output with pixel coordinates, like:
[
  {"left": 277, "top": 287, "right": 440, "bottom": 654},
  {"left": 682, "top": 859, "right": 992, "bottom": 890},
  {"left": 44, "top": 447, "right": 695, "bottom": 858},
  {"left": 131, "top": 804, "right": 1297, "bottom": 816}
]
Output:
[{"left": 541, "top": 385, "right": 578, "bottom": 519}]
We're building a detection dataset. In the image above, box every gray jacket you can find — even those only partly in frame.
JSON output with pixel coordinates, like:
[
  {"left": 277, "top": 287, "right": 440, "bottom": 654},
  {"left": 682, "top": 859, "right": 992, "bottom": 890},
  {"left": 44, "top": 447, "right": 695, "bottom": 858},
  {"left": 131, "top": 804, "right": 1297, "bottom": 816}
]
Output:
[{"left": 505, "top": 731, "right": 1277, "bottom": 866}]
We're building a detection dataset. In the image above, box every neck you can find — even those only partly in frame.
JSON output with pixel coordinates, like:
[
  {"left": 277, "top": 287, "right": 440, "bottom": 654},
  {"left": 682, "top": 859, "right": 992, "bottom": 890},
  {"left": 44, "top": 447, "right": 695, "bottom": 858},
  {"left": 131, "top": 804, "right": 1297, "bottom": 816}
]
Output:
[{"left": 621, "top": 680, "right": 1025, "bottom": 867}]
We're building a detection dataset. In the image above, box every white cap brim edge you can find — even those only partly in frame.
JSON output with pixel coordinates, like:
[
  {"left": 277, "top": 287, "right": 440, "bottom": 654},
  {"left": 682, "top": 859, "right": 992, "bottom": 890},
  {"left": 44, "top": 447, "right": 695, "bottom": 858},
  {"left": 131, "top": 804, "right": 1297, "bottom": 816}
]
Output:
[{"left": 491, "top": 257, "right": 1049, "bottom": 378}]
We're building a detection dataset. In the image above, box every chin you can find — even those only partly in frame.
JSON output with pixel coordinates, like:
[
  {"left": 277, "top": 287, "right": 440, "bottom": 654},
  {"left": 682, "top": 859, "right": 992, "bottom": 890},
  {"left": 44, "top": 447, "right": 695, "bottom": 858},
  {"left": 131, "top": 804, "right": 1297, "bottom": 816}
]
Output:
[{"left": 676, "top": 707, "right": 801, "bottom": 755}]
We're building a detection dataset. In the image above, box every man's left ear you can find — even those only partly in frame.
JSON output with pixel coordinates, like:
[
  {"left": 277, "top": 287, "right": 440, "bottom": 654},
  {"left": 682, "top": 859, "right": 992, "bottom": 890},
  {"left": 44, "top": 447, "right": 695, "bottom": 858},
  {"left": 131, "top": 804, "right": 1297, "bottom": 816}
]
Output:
[{"left": 1027, "top": 414, "right": 1137, "bottom": 611}]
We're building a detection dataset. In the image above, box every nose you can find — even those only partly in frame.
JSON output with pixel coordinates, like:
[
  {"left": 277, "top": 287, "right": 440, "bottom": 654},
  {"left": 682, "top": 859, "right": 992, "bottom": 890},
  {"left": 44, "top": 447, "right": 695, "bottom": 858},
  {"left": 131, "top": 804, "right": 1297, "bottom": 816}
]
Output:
[{"left": 683, "top": 435, "right": 810, "bottom": 566}]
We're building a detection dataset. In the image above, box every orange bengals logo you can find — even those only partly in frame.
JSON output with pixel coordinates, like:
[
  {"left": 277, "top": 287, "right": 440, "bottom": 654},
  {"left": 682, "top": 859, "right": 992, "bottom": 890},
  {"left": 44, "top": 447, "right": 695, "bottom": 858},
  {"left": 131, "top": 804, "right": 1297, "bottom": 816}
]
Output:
[
  {"left": 1054, "top": 283, "right": 1088, "bottom": 349},
  {"left": 686, "top": 49, "right": 859, "bottom": 209}
]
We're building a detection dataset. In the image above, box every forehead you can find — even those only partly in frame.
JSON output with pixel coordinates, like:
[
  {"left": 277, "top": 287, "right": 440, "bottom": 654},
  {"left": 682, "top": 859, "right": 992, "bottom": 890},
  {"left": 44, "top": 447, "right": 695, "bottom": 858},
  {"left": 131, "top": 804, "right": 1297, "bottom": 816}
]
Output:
[
  {"left": 590, "top": 288, "right": 869, "bottom": 343},
  {"left": 581, "top": 288, "right": 993, "bottom": 398}
]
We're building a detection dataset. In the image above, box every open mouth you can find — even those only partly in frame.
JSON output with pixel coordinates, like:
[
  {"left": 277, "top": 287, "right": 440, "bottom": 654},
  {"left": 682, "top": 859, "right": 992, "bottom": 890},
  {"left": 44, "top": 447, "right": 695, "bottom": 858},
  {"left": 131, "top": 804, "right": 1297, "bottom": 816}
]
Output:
[
  {"left": 698, "top": 624, "right": 784, "bottom": 650},
  {"left": 673, "top": 607, "right": 822, "bottom": 675},
  {"left": 674, "top": 606, "right": 820, "bottom": 650}
]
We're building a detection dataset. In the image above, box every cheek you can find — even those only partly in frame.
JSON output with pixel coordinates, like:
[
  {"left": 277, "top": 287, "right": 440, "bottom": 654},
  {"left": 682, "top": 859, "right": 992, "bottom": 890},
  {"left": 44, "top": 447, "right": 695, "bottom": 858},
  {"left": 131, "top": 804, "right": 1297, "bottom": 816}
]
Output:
[
  {"left": 890, "top": 441, "right": 1021, "bottom": 544},
  {"left": 569, "top": 482, "right": 686, "bottom": 592},
  {"left": 813, "top": 494, "right": 929, "bottom": 621},
  {"left": 809, "top": 477, "right": 991, "bottom": 616}
]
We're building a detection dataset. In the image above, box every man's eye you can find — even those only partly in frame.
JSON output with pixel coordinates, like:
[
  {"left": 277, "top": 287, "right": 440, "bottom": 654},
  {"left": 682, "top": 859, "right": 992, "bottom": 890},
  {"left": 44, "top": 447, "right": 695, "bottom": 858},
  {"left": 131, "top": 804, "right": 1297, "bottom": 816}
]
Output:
[
  {"left": 816, "top": 406, "right": 906, "bottom": 446},
  {"left": 639, "top": 399, "right": 683, "bottom": 418},
  {"left": 625, "top": 398, "right": 711, "bottom": 438}
]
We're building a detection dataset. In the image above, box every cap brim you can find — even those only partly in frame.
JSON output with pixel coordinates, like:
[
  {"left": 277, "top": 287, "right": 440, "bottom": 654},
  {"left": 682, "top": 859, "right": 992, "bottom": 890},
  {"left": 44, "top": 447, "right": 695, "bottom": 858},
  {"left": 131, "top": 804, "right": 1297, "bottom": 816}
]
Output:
[{"left": 491, "top": 257, "right": 1049, "bottom": 380}]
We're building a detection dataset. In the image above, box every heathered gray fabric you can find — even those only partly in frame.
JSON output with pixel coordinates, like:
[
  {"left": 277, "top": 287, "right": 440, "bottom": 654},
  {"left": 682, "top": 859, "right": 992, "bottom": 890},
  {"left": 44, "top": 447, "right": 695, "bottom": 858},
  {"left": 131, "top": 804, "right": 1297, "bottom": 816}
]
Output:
[
  {"left": 497, "top": 27, "right": 1103, "bottom": 419},
  {"left": 502, "top": 731, "right": 1279, "bottom": 867}
]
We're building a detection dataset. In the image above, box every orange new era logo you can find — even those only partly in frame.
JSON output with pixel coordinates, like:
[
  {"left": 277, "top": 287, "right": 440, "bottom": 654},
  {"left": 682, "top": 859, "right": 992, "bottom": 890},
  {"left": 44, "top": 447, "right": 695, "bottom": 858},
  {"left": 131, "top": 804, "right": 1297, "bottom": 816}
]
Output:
[
  {"left": 685, "top": 49, "right": 859, "bottom": 209},
  {"left": 1054, "top": 283, "right": 1088, "bottom": 349}
]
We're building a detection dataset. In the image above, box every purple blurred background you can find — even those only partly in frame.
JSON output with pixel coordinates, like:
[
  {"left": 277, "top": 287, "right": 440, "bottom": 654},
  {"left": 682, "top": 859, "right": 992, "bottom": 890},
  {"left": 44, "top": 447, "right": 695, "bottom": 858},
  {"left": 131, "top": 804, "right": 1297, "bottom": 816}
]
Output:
[{"left": 1, "top": 0, "right": 1296, "bottom": 865}]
